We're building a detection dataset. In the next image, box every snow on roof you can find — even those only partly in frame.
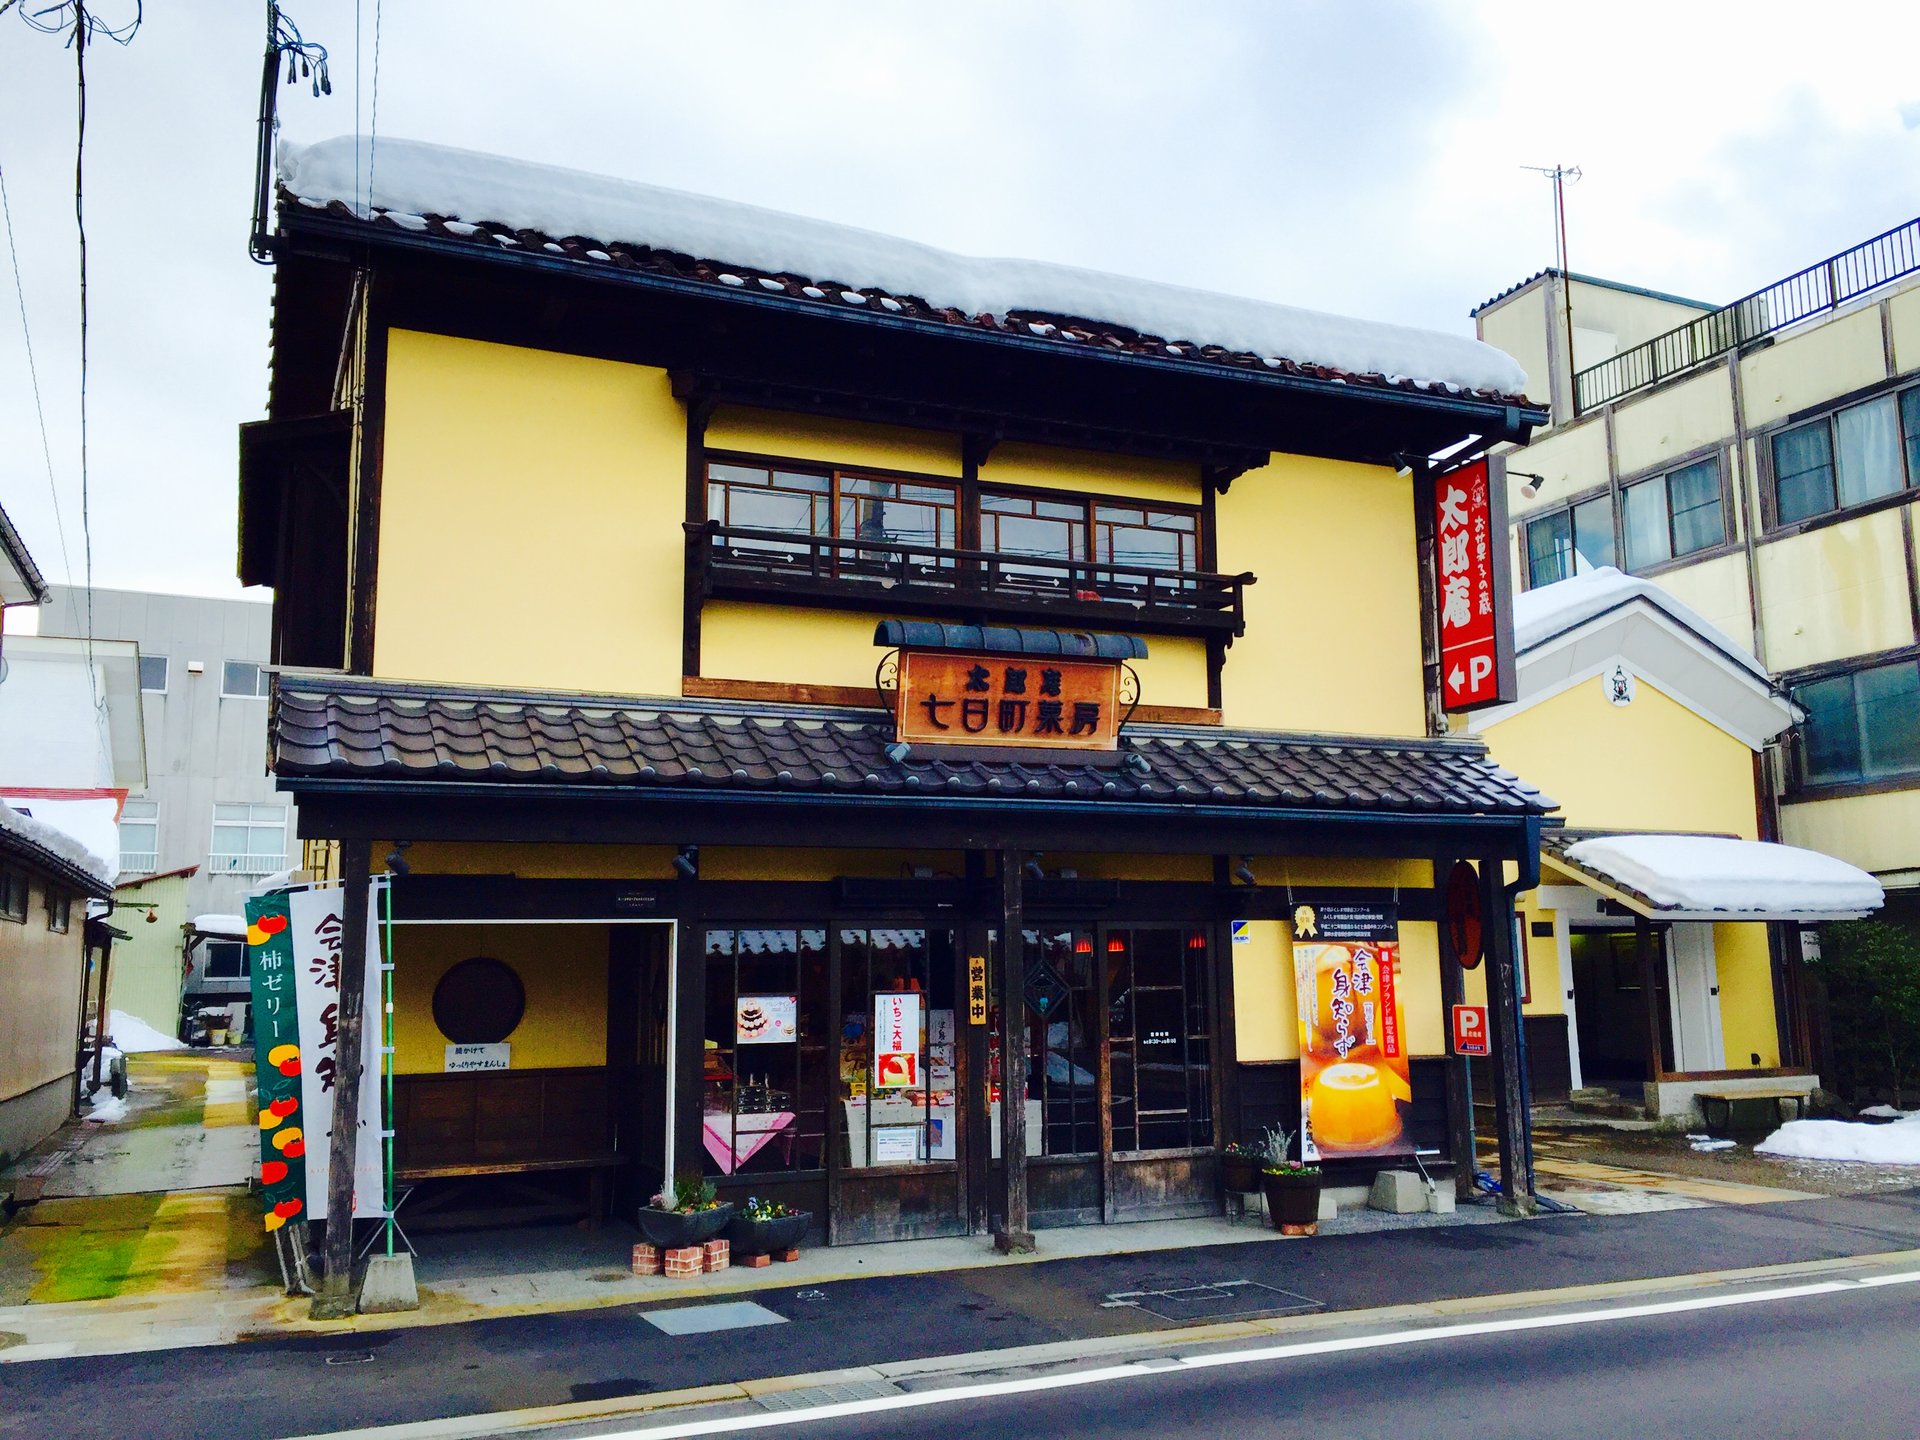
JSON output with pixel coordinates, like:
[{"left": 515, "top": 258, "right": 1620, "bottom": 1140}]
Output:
[
  {"left": 190, "top": 913, "right": 248, "bottom": 938},
  {"left": 1512, "top": 567, "right": 1770, "bottom": 683},
  {"left": 279, "top": 136, "right": 1528, "bottom": 400},
  {"left": 0, "top": 799, "right": 112, "bottom": 889},
  {"left": 1561, "top": 834, "right": 1884, "bottom": 919}
]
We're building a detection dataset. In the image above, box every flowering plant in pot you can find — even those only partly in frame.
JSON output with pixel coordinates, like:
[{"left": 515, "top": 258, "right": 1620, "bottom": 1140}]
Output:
[
  {"left": 637, "top": 1171, "right": 735, "bottom": 1248},
  {"left": 724, "top": 1195, "right": 812, "bottom": 1256},
  {"left": 1256, "top": 1125, "right": 1323, "bottom": 1232},
  {"left": 1220, "top": 1140, "right": 1265, "bottom": 1194}
]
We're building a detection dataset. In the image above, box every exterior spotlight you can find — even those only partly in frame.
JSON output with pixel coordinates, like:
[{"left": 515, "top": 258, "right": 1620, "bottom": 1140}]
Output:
[
  {"left": 1023, "top": 857, "right": 1047, "bottom": 882},
  {"left": 673, "top": 845, "right": 699, "bottom": 880},
  {"left": 385, "top": 839, "right": 412, "bottom": 877},
  {"left": 1512, "top": 470, "right": 1546, "bottom": 500},
  {"left": 1233, "top": 859, "right": 1257, "bottom": 887}
]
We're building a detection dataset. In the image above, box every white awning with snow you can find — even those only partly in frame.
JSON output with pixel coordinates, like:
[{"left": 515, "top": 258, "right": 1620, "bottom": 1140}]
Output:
[{"left": 1556, "top": 834, "right": 1884, "bottom": 922}]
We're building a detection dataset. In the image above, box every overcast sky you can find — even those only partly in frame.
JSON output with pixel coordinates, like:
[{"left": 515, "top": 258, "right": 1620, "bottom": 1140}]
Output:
[{"left": 2, "top": 1, "right": 1916, "bottom": 601}]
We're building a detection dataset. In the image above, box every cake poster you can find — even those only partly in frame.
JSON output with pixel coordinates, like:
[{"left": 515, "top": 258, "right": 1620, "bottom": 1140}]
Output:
[
  {"left": 873, "top": 991, "right": 922, "bottom": 1090},
  {"left": 736, "top": 994, "right": 798, "bottom": 1045},
  {"left": 1291, "top": 901, "right": 1413, "bottom": 1163}
]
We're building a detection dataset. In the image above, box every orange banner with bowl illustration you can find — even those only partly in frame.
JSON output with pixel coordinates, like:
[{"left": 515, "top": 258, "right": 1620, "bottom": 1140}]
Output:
[{"left": 1292, "top": 901, "right": 1412, "bottom": 1163}]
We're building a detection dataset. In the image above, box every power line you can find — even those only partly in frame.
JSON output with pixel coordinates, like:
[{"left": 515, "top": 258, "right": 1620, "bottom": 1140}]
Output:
[
  {"left": 368, "top": 0, "right": 383, "bottom": 206},
  {"left": 0, "top": 159, "right": 75, "bottom": 586}
]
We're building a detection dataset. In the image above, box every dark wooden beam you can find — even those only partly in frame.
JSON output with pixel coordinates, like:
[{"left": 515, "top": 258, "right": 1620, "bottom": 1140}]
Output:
[
  {"left": 1480, "top": 860, "right": 1534, "bottom": 1217},
  {"left": 346, "top": 280, "right": 391, "bottom": 675},
  {"left": 994, "top": 849, "right": 1033, "bottom": 1253},
  {"left": 1434, "top": 859, "right": 1477, "bottom": 1201},
  {"left": 1638, "top": 915, "right": 1666, "bottom": 1083}
]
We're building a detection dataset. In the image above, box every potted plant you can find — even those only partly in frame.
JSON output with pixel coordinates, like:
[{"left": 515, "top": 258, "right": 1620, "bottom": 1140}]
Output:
[
  {"left": 1256, "top": 1125, "right": 1323, "bottom": 1234},
  {"left": 724, "top": 1195, "right": 812, "bottom": 1257},
  {"left": 1220, "top": 1140, "right": 1264, "bottom": 1195},
  {"left": 636, "top": 1171, "right": 735, "bottom": 1249}
]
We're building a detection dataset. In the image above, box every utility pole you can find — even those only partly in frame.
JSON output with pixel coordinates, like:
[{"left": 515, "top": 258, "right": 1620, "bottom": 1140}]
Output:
[{"left": 1523, "top": 163, "right": 1582, "bottom": 412}]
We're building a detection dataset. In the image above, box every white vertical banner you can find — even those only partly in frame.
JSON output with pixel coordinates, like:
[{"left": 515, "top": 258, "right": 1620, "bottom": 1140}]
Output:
[{"left": 287, "top": 881, "right": 386, "bottom": 1220}]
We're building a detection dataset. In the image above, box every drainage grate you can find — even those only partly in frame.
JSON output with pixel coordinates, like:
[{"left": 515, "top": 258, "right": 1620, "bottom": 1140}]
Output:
[
  {"left": 756, "top": 1379, "right": 903, "bottom": 1412},
  {"left": 641, "top": 1300, "right": 790, "bottom": 1336},
  {"left": 1102, "top": 1279, "right": 1321, "bottom": 1324}
]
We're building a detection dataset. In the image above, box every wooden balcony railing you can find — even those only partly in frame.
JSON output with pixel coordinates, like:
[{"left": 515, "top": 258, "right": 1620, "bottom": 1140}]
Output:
[{"left": 686, "top": 522, "right": 1253, "bottom": 637}]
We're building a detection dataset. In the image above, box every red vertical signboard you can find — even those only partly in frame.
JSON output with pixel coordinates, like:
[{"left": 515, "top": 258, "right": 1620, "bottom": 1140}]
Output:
[{"left": 1434, "top": 455, "right": 1516, "bottom": 711}]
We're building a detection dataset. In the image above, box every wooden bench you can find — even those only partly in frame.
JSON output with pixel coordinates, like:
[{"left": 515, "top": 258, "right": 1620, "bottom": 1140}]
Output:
[
  {"left": 1695, "top": 1088, "right": 1809, "bottom": 1134},
  {"left": 394, "top": 1154, "right": 625, "bottom": 1230}
]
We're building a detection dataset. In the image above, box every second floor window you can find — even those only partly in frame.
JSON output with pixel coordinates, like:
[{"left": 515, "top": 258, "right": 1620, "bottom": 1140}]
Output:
[
  {"left": 1792, "top": 657, "right": 1920, "bottom": 787},
  {"left": 210, "top": 803, "right": 288, "bottom": 878},
  {"left": 201, "top": 939, "right": 250, "bottom": 979},
  {"left": 1524, "top": 494, "right": 1613, "bottom": 588},
  {"left": 706, "top": 463, "right": 959, "bottom": 555},
  {"left": 139, "top": 655, "right": 169, "bottom": 693},
  {"left": 1623, "top": 458, "right": 1725, "bottom": 570},
  {"left": 1, "top": 864, "right": 27, "bottom": 923},
  {"left": 119, "top": 799, "right": 159, "bottom": 876},
  {"left": 45, "top": 886, "right": 71, "bottom": 934},
  {"left": 1772, "top": 386, "right": 1920, "bottom": 526}
]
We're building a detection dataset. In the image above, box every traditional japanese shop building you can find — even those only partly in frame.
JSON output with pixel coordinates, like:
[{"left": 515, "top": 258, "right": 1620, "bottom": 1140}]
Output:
[{"left": 242, "top": 136, "right": 1556, "bottom": 1248}]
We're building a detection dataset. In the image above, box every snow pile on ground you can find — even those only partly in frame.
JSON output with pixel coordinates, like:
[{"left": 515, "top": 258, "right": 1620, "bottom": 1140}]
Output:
[
  {"left": 1860, "top": 1105, "right": 1918, "bottom": 1120},
  {"left": 108, "top": 1009, "right": 185, "bottom": 1053},
  {"left": 85, "top": 1094, "right": 129, "bottom": 1124},
  {"left": 280, "top": 135, "right": 1528, "bottom": 397},
  {"left": 1756, "top": 1114, "right": 1920, "bottom": 1165},
  {"left": 1563, "top": 833, "right": 1884, "bottom": 918},
  {"left": 1511, "top": 567, "right": 1769, "bottom": 680},
  {"left": 0, "top": 799, "right": 112, "bottom": 886}
]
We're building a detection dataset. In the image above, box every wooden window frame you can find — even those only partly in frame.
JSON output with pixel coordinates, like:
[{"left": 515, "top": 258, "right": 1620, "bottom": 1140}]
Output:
[
  {"left": 1519, "top": 481, "right": 1614, "bottom": 590},
  {"left": 1782, "top": 645, "right": 1920, "bottom": 798},
  {"left": 45, "top": 885, "right": 71, "bottom": 935},
  {"left": 1619, "top": 448, "right": 1733, "bottom": 575},
  {"left": 704, "top": 452, "right": 962, "bottom": 553},
  {"left": 0, "top": 864, "right": 27, "bottom": 924}
]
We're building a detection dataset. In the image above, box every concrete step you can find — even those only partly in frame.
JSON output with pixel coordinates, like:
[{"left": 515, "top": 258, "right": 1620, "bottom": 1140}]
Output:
[{"left": 1566, "top": 1095, "right": 1649, "bottom": 1120}]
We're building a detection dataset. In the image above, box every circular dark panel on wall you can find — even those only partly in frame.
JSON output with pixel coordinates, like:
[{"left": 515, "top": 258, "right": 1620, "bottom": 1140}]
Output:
[{"left": 432, "top": 956, "right": 526, "bottom": 1044}]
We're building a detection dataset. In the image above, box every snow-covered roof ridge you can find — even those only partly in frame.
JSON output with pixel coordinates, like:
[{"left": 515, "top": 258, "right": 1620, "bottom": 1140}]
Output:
[
  {"left": 278, "top": 136, "right": 1529, "bottom": 400},
  {"left": 191, "top": 913, "right": 248, "bottom": 938},
  {"left": 1512, "top": 567, "right": 1771, "bottom": 684},
  {"left": 1561, "top": 833, "right": 1883, "bottom": 920},
  {"left": 0, "top": 799, "right": 113, "bottom": 893}
]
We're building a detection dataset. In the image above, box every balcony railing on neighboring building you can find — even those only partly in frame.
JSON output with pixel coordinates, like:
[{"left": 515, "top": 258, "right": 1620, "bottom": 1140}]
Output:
[
  {"left": 1573, "top": 215, "right": 1920, "bottom": 414},
  {"left": 207, "top": 852, "right": 286, "bottom": 878},
  {"left": 117, "top": 851, "right": 159, "bottom": 877},
  {"left": 687, "top": 521, "right": 1254, "bottom": 637}
]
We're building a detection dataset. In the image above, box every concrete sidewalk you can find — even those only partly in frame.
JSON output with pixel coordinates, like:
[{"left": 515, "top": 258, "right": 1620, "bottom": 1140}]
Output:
[{"left": 4, "top": 1187, "right": 1917, "bottom": 1440}]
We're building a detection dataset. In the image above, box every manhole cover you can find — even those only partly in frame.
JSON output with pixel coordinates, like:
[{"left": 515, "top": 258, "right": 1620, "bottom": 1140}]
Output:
[
  {"left": 641, "top": 1300, "right": 789, "bottom": 1336},
  {"left": 1102, "top": 1280, "right": 1320, "bottom": 1324}
]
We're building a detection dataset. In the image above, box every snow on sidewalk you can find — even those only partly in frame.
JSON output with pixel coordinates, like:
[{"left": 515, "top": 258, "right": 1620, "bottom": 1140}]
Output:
[{"left": 1756, "top": 1113, "right": 1920, "bottom": 1166}]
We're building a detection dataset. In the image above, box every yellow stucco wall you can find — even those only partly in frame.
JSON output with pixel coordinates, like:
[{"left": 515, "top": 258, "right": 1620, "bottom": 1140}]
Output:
[
  {"left": 707, "top": 407, "right": 962, "bottom": 476},
  {"left": 1613, "top": 374, "right": 1734, "bottom": 479},
  {"left": 979, "top": 443, "right": 1200, "bottom": 506},
  {"left": 0, "top": 873, "right": 87, "bottom": 1105},
  {"left": 1782, "top": 788, "right": 1920, "bottom": 877},
  {"left": 698, "top": 601, "right": 1213, "bottom": 711},
  {"left": 1516, "top": 900, "right": 1566, "bottom": 1018},
  {"left": 1480, "top": 674, "right": 1758, "bottom": 838},
  {"left": 1889, "top": 284, "right": 1920, "bottom": 376},
  {"left": 374, "top": 330, "right": 686, "bottom": 695},
  {"left": 1216, "top": 454, "right": 1425, "bottom": 736},
  {"left": 1755, "top": 508, "right": 1916, "bottom": 673},
  {"left": 1740, "top": 306, "right": 1890, "bottom": 429},
  {"left": 1505, "top": 418, "right": 1609, "bottom": 525},
  {"left": 392, "top": 922, "right": 609, "bottom": 1075},
  {"left": 1644, "top": 550, "right": 1755, "bottom": 655},
  {"left": 1713, "top": 922, "right": 1780, "bottom": 1069}
]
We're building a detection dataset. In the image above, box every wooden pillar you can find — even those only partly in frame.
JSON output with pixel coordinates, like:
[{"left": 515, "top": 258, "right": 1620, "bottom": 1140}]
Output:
[
  {"left": 994, "top": 849, "right": 1033, "bottom": 1254},
  {"left": 313, "top": 839, "right": 371, "bottom": 1318},
  {"left": 1480, "top": 860, "right": 1535, "bottom": 1217},
  {"left": 963, "top": 854, "right": 991, "bottom": 1236},
  {"left": 1434, "top": 861, "right": 1477, "bottom": 1201},
  {"left": 1636, "top": 915, "right": 1666, "bottom": 1084}
]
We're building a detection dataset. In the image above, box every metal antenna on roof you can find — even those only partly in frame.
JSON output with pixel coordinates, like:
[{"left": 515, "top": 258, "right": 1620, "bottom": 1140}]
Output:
[{"left": 1523, "top": 164, "right": 1582, "bottom": 402}]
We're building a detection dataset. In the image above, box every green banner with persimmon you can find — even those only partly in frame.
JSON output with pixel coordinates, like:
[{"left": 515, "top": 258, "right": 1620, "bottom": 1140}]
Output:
[{"left": 245, "top": 894, "right": 308, "bottom": 1231}]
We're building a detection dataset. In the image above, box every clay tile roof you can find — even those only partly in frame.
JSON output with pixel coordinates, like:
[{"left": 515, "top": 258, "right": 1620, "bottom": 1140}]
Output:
[{"left": 270, "top": 677, "right": 1554, "bottom": 821}]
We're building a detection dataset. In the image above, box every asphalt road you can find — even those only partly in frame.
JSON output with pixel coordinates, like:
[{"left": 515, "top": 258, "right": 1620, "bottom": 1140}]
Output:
[
  {"left": 3, "top": 1191, "right": 1918, "bottom": 1440},
  {"left": 636, "top": 1278, "right": 1920, "bottom": 1440}
]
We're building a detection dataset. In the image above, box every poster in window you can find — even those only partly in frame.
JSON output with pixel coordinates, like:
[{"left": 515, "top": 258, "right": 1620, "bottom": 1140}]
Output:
[
  {"left": 737, "top": 994, "right": 798, "bottom": 1045},
  {"left": 1291, "top": 901, "right": 1413, "bottom": 1162},
  {"left": 873, "top": 991, "right": 921, "bottom": 1089},
  {"left": 872, "top": 1126, "right": 921, "bottom": 1164}
]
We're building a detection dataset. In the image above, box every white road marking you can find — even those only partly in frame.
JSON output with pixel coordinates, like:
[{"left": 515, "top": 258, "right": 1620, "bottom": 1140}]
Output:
[{"left": 598, "top": 1272, "right": 1920, "bottom": 1438}]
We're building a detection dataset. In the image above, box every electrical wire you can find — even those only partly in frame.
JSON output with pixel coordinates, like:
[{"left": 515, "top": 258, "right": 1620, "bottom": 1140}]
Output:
[
  {"left": 367, "top": 0, "right": 382, "bottom": 207},
  {"left": 0, "top": 159, "right": 74, "bottom": 585}
]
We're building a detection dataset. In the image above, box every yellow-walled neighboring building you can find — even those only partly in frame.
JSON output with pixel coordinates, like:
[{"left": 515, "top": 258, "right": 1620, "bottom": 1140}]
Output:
[
  {"left": 1468, "top": 566, "right": 1884, "bottom": 1122},
  {"left": 243, "top": 133, "right": 1562, "bottom": 1251}
]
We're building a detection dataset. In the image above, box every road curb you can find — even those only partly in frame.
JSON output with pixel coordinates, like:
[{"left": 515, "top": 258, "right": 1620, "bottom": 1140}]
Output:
[{"left": 280, "top": 1246, "right": 1920, "bottom": 1440}]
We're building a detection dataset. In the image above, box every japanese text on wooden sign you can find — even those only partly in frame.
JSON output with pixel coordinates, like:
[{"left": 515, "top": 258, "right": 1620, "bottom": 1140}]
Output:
[
  {"left": 967, "top": 954, "right": 988, "bottom": 1026},
  {"left": 1433, "top": 457, "right": 1516, "bottom": 711},
  {"left": 896, "top": 651, "right": 1121, "bottom": 750}
]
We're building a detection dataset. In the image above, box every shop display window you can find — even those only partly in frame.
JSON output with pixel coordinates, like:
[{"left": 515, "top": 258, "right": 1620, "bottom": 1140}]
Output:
[
  {"left": 1106, "top": 927, "right": 1213, "bottom": 1153},
  {"left": 701, "top": 928, "right": 830, "bottom": 1177},
  {"left": 838, "top": 927, "right": 959, "bottom": 1169}
]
